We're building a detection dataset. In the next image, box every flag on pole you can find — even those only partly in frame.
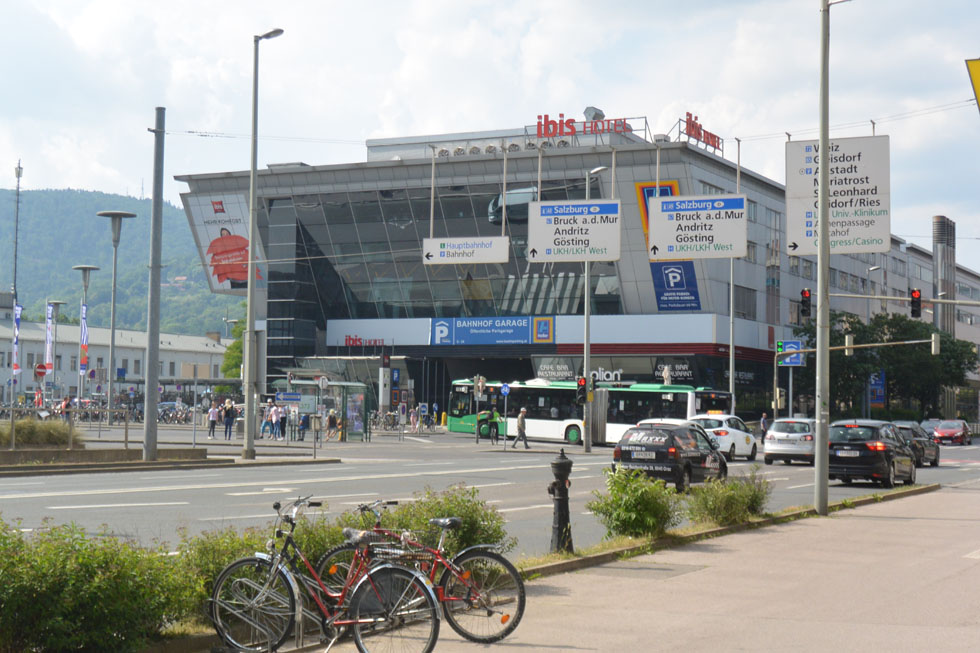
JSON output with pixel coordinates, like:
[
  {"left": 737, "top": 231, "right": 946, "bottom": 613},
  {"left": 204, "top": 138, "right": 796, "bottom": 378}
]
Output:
[
  {"left": 79, "top": 304, "right": 89, "bottom": 374},
  {"left": 12, "top": 304, "right": 22, "bottom": 376},
  {"left": 45, "top": 303, "right": 54, "bottom": 372}
]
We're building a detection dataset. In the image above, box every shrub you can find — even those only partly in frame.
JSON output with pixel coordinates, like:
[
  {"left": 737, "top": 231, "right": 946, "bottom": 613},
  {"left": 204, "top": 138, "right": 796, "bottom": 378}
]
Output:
[
  {"left": 0, "top": 418, "right": 72, "bottom": 447},
  {"left": 0, "top": 519, "right": 199, "bottom": 653},
  {"left": 686, "top": 468, "right": 772, "bottom": 526},
  {"left": 586, "top": 468, "right": 683, "bottom": 538}
]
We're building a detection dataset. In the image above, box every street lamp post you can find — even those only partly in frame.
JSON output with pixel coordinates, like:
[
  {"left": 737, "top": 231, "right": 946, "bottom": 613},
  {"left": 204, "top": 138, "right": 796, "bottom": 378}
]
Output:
[
  {"left": 224, "top": 318, "right": 239, "bottom": 340},
  {"left": 72, "top": 265, "right": 99, "bottom": 427},
  {"left": 243, "top": 27, "right": 284, "bottom": 460},
  {"left": 97, "top": 211, "right": 136, "bottom": 424},
  {"left": 47, "top": 300, "right": 65, "bottom": 401},
  {"left": 864, "top": 265, "right": 881, "bottom": 418},
  {"left": 582, "top": 165, "right": 607, "bottom": 454}
]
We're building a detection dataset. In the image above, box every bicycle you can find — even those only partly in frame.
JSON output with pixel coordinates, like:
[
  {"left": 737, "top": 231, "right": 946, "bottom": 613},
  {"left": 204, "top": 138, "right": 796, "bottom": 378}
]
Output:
[
  {"left": 209, "top": 495, "right": 441, "bottom": 652},
  {"left": 314, "top": 499, "right": 526, "bottom": 644}
]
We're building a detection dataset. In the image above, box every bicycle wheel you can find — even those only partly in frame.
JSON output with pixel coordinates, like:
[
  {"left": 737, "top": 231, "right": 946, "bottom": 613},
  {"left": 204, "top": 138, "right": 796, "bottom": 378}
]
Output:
[
  {"left": 439, "top": 549, "right": 525, "bottom": 643},
  {"left": 349, "top": 566, "right": 439, "bottom": 653},
  {"left": 211, "top": 556, "right": 296, "bottom": 653},
  {"left": 314, "top": 543, "right": 361, "bottom": 606}
]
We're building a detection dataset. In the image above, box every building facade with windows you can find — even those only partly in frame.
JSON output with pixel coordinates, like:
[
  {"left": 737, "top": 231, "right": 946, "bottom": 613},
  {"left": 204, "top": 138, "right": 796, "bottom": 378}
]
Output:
[{"left": 176, "top": 115, "right": 980, "bottom": 418}]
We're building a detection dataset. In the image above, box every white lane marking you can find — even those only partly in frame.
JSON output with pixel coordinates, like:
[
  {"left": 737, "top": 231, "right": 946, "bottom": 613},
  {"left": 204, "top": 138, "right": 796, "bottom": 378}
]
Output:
[
  {"left": 0, "top": 481, "right": 46, "bottom": 487},
  {"left": 200, "top": 513, "right": 276, "bottom": 521},
  {"left": 787, "top": 483, "right": 814, "bottom": 489},
  {"left": 405, "top": 462, "right": 453, "bottom": 467},
  {"left": 140, "top": 473, "right": 224, "bottom": 480},
  {"left": 403, "top": 437, "right": 434, "bottom": 444},
  {"left": 47, "top": 501, "right": 189, "bottom": 510},
  {"left": 471, "top": 482, "right": 514, "bottom": 489},
  {"left": 964, "top": 548, "right": 980, "bottom": 559},
  {"left": 498, "top": 504, "right": 552, "bottom": 513},
  {"left": 226, "top": 488, "right": 297, "bottom": 496},
  {"left": 0, "top": 461, "right": 613, "bottom": 502}
]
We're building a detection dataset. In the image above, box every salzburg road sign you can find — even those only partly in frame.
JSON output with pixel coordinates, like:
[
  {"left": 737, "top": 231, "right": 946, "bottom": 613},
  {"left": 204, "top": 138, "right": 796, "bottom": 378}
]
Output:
[
  {"left": 785, "top": 135, "right": 890, "bottom": 256},
  {"left": 527, "top": 199, "right": 621, "bottom": 262},
  {"left": 648, "top": 194, "right": 747, "bottom": 260},
  {"left": 423, "top": 236, "right": 510, "bottom": 265}
]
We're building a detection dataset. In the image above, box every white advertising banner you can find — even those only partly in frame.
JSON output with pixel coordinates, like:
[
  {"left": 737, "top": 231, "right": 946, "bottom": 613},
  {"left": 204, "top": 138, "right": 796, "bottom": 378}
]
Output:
[{"left": 182, "top": 192, "right": 265, "bottom": 295}]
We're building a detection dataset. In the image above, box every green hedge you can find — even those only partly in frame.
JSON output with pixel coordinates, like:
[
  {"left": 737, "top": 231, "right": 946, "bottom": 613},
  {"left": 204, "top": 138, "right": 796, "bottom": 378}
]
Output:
[
  {"left": 0, "top": 484, "right": 510, "bottom": 652},
  {"left": 0, "top": 418, "right": 71, "bottom": 447}
]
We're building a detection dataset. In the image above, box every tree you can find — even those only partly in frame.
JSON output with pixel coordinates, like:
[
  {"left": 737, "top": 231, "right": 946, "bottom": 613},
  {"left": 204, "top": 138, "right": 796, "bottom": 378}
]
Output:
[{"left": 220, "top": 310, "right": 246, "bottom": 382}]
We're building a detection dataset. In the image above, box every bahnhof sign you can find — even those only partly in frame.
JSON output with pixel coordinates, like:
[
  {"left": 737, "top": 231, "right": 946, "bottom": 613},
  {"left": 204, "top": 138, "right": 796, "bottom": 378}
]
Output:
[{"left": 176, "top": 112, "right": 980, "bottom": 420}]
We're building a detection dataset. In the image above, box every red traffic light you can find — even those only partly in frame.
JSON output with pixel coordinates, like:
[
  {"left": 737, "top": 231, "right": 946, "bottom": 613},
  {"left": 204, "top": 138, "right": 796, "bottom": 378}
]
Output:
[
  {"left": 577, "top": 377, "right": 587, "bottom": 387},
  {"left": 911, "top": 289, "right": 921, "bottom": 299},
  {"left": 801, "top": 288, "right": 811, "bottom": 299}
]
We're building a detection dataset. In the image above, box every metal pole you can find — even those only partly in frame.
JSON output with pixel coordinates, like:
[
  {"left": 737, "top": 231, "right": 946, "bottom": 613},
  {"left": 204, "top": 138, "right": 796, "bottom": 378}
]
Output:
[
  {"left": 814, "top": 0, "right": 833, "bottom": 516},
  {"left": 789, "top": 366, "right": 794, "bottom": 418},
  {"left": 731, "top": 138, "right": 741, "bottom": 405},
  {"left": 144, "top": 107, "right": 165, "bottom": 460},
  {"left": 243, "top": 28, "right": 283, "bottom": 461},
  {"left": 9, "top": 161, "right": 22, "bottom": 449},
  {"left": 192, "top": 364, "right": 198, "bottom": 447},
  {"left": 98, "top": 211, "right": 136, "bottom": 427}
]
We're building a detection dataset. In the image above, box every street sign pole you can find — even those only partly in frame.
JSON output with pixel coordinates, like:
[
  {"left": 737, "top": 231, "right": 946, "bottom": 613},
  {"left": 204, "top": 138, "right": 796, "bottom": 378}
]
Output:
[{"left": 789, "top": 367, "right": 793, "bottom": 418}]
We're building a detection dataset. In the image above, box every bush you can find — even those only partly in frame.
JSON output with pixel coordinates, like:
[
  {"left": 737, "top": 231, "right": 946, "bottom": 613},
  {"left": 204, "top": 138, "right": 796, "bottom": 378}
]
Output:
[
  {"left": 686, "top": 468, "right": 772, "bottom": 526},
  {"left": 0, "top": 418, "right": 72, "bottom": 447},
  {"left": 0, "top": 519, "right": 199, "bottom": 653},
  {"left": 586, "top": 468, "right": 683, "bottom": 538}
]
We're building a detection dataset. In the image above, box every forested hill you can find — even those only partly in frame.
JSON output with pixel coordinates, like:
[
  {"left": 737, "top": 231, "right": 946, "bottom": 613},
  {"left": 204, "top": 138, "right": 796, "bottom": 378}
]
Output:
[{"left": 0, "top": 188, "right": 242, "bottom": 335}]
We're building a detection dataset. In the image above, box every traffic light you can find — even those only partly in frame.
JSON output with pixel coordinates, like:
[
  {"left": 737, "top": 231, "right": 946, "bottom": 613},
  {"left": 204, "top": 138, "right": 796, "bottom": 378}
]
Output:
[
  {"left": 575, "top": 376, "right": 587, "bottom": 405},
  {"left": 910, "top": 288, "right": 922, "bottom": 318},
  {"left": 776, "top": 340, "right": 785, "bottom": 354},
  {"left": 800, "top": 288, "right": 812, "bottom": 317}
]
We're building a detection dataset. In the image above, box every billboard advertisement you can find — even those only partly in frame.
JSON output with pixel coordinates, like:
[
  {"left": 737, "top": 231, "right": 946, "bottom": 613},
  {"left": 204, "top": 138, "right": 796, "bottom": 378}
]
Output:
[{"left": 182, "top": 192, "right": 265, "bottom": 294}]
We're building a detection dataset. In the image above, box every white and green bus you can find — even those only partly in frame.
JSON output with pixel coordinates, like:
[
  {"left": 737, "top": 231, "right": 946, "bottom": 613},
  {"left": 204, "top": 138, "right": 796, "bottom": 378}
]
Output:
[{"left": 446, "top": 378, "right": 732, "bottom": 445}]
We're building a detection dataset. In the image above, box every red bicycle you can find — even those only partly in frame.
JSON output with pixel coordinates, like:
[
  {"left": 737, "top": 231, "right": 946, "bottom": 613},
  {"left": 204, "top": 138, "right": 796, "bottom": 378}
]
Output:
[
  {"left": 315, "top": 499, "right": 526, "bottom": 644},
  {"left": 209, "top": 496, "right": 441, "bottom": 652}
]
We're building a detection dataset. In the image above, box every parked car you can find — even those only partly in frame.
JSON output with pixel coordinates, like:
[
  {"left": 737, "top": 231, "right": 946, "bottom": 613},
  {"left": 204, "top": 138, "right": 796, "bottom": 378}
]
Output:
[
  {"left": 892, "top": 420, "right": 941, "bottom": 467},
  {"left": 932, "top": 420, "right": 972, "bottom": 446},
  {"left": 828, "top": 419, "right": 916, "bottom": 488},
  {"left": 614, "top": 419, "right": 727, "bottom": 492},
  {"left": 688, "top": 414, "right": 758, "bottom": 461},
  {"left": 763, "top": 418, "right": 816, "bottom": 465}
]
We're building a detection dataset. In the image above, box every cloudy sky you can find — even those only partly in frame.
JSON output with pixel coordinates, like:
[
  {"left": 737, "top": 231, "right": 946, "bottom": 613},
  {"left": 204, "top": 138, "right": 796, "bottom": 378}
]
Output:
[{"left": 2, "top": 0, "right": 978, "bottom": 259}]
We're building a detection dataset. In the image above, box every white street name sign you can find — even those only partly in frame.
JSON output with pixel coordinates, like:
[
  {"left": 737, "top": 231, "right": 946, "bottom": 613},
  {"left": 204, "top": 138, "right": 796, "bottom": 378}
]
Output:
[
  {"left": 647, "top": 194, "right": 747, "bottom": 260},
  {"left": 785, "top": 135, "right": 890, "bottom": 256},
  {"left": 422, "top": 236, "right": 510, "bottom": 265},
  {"left": 527, "top": 200, "right": 621, "bottom": 262}
]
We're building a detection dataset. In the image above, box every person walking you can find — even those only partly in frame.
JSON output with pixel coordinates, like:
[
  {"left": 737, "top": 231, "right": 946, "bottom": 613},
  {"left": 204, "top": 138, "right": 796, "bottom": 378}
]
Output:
[
  {"left": 326, "top": 409, "right": 339, "bottom": 441},
  {"left": 760, "top": 412, "right": 768, "bottom": 437},
  {"left": 207, "top": 401, "right": 219, "bottom": 439},
  {"left": 512, "top": 407, "right": 530, "bottom": 449},
  {"left": 222, "top": 399, "right": 236, "bottom": 440},
  {"left": 270, "top": 402, "right": 282, "bottom": 440},
  {"left": 260, "top": 400, "right": 273, "bottom": 439},
  {"left": 281, "top": 406, "right": 291, "bottom": 441}
]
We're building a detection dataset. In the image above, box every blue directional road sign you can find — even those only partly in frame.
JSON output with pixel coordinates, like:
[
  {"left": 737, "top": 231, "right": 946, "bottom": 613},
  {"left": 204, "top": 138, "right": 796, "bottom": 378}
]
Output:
[
  {"left": 500, "top": 383, "right": 510, "bottom": 396},
  {"left": 275, "top": 392, "right": 302, "bottom": 403},
  {"left": 777, "top": 340, "right": 804, "bottom": 367}
]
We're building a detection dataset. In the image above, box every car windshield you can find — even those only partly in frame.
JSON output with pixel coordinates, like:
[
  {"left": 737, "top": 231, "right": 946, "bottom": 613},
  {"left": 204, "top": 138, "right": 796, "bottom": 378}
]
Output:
[
  {"left": 938, "top": 421, "right": 961, "bottom": 429},
  {"left": 694, "top": 418, "right": 724, "bottom": 429},
  {"left": 622, "top": 428, "right": 672, "bottom": 447},
  {"left": 830, "top": 425, "right": 877, "bottom": 442},
  {"left": 770, "top": 421, "right": 811, "bottom": 434}
]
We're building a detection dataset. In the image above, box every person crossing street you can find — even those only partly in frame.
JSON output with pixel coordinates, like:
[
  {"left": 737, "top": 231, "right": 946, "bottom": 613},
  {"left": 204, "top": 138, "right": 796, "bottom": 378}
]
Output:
[{"left": 512, "top": 406, "right": 530, "bottom": 449}]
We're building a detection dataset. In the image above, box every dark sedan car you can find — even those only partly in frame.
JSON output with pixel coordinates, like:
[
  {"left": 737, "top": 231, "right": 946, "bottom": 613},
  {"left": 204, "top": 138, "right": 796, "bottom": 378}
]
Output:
[
  {"left": 828, "top": 420, "right": 916, "bottom": 488},
  {"left": 612, "top": 420, "right": 727, "bottom": 492},
  {"left": 932, "top": 420, "right": 972, "bottom": 446},
  {"left": 893, "top": 421, "right": 940, "bottom": 467}
]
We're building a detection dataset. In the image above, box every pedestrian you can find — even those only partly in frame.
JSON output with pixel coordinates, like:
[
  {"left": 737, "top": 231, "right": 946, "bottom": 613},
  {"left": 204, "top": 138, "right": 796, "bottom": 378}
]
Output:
[
  {"left": 410, "top": 406, "right": 419, "bottom": 433},
  {"left": 281, "top": 406, "right": 290, "bottom": 440},
  {"left": 207, "top": 401, "right": 219, "bottom": 439},
  {"left": 223, "top": 399, "right": 236, "bottom": 440},
  {"left": 760, "top": 412, "right": 768, "bottom": 436},
  {"left": 271, "top": 402, "right": 281, "bottom": 440},
  {"left": 490, "top": 407, "right": 501, "bottom": 445},
  {"left": 298, "top": 413, "right": 309, "bottom": 441},
  {"left": 260, "top": 399, "right": 273, "bottom": 438},
  {"left": 512, "top": 407, "right": 530, "bottom": 449},
  {"left": 326, "top": 409, "right": 339, "bottom": 441}
]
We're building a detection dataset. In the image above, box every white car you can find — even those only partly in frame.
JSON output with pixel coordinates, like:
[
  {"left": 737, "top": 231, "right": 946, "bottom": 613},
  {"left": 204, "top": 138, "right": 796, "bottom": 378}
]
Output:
[
  {"left": 764, "top": 418, "right": 816, "bottom": 465},
  {"left": 690, "top": 414, "right": 758, "bottom": 461}
]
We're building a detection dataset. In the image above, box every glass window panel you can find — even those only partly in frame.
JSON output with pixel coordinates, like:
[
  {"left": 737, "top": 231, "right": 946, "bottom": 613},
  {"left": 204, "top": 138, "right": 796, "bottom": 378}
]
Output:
[{"left": 322, "top": 194, "right": 354, "bottom": 225}]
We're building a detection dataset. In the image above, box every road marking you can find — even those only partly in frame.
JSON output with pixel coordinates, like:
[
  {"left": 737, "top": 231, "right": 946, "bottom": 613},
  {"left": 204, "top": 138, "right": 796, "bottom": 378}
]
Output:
[
  {"left": 965, "top": 548, "right": 980, "bottom": 559},
  {"left": 140, "top": 473, "right": 224, "bottom": 480},
  {"left": 787, "top": 483, "right": 814, "bottom": 489},
  {"left": 0, "top": 481, "right": 45, "bottom": 487},
  {"left": 226, "top": 488, "right": 297, "bottom": 496},
  {"left": 47, "top": 501, "right": 189, "bottom": 510},
  {"left": 0, "top": 461, "right": 610, "bottom": 502},
  {"left": 403, "top": 436, "right": 434, "bottom": 444},
  {"left": 471, "top": 482, "right": 514, "bottom": 489},
  {"left": 498, "top": 504, "right": 552, "bottom": 513},
  {"left": 200, "top": 513, "right": 276, "bottom": 521},
  {"left": 405, "top": 462, "right": 453, "bottom": 467}
]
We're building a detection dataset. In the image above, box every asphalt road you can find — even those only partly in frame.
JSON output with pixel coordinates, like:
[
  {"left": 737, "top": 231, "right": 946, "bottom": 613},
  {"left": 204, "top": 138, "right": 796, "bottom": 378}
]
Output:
[{"left": 2, "top": 426, "right": 980, "bottom": 561}]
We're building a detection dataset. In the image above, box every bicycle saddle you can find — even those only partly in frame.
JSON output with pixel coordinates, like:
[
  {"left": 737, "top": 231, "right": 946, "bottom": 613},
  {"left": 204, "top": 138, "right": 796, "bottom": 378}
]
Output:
[{"left": 428, "top": 517, "right": 461, "bottom": 530}]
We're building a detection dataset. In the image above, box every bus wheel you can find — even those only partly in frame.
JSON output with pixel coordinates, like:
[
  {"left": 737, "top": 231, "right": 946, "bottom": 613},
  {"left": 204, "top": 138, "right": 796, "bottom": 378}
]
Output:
[{"left": 565, "top": 425, "right": 582, "bottom": 445}]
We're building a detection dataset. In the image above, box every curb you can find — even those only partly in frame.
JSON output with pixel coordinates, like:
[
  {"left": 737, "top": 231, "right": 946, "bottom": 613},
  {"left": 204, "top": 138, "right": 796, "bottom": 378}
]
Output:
[
  {"left": 518, "top": 482, "right": 942, "bottom": 580},
  {"left": 0, "top": 456, "right": 342, "bottom": 478}
]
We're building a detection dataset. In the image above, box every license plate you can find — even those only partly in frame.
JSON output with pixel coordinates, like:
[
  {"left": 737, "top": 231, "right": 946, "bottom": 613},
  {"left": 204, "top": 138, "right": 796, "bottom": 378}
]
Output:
[
  {"left": 837, "top": 450, "right": 860, "bottom": 457},
  {"left": 631, "top": 451, "right": 658, "bottom": 460},
  {"left": 653, "top": 465, "right": 672, "bottom": 472}
]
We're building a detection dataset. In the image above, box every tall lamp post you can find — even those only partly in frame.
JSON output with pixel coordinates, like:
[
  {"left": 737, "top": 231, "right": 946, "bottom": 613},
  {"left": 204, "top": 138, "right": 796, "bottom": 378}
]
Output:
[
  {"left": 72, "top": 265, "right": 99, "bottom": 419},
  {"left": 864, "top": 265, "right": 881, "bottom": 418},
  {"left": 47, "top": 300, "right": 65, "bottom": 400},
  {"left": 224, "top": 318, "right": 239, "bottom": 340},
  {"left": 97, "top": 211, "right": 136, "bottom": 424},
  {"left": 9, "top": 161, "right": 22, "bottom": 447},
  {"left": 582, "top": 165, "right": 607, "bottom": 455},
  {"left": 243, "top": 27, "right": 284, "bottom": 460}
]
